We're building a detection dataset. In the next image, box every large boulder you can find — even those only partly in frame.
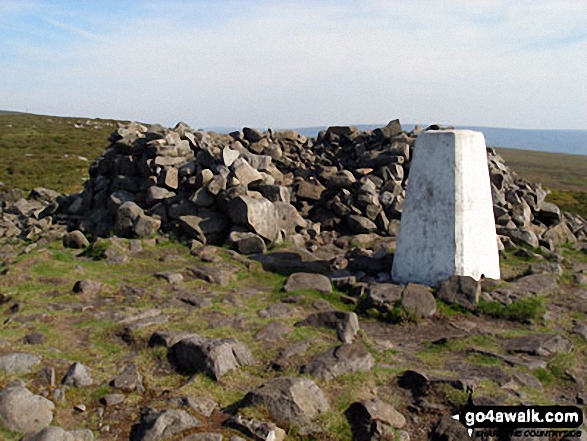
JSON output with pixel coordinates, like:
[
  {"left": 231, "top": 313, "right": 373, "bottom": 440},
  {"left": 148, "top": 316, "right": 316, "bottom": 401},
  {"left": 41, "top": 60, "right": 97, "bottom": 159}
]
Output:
[
  {"left": 241, "top": 377, "right": 329, "bottom": 429},
  {"left": 0, "top": 386, "right": 54, "bottom": 433},
  {"left": 168, "top": 335, "right": 254, "bottom": 380},
  {"left": 227, "top": 196, "right": 279, "bottom": 243}
]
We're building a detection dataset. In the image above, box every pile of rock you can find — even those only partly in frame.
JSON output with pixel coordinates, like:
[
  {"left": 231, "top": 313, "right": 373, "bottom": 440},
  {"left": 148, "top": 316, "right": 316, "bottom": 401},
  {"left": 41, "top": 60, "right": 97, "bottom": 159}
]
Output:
[
  {"left": 64, "top": 122, "right": 306, "bottom": 250},
  {"left": 3, "top": 118, "right": 585, "bottom": 255},
  {"left": 0, "top": 187, "right": 66, "bottom": 243}
]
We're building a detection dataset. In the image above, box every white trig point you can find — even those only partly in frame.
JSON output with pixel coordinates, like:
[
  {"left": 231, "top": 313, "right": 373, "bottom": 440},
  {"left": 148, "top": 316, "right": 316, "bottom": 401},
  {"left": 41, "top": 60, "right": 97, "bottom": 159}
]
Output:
[{"left": 391, "top": 129, "right": 500, "bottom": 286}]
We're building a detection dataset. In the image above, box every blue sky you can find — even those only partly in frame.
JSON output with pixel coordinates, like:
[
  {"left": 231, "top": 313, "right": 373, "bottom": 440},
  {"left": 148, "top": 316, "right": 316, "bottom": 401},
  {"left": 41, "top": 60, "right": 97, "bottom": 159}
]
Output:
[{"left": 1, "top": 0, "right": 586, "bottom": 130}]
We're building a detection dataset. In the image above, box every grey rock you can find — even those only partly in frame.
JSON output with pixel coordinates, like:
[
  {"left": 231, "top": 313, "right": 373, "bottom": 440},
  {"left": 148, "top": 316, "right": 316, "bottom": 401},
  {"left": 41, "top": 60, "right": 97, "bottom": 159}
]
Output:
[
  {"left": 435, "top": 275, "right": 480, "bottom": 310},
  {"left": 145, "top": 186, "right": 175, "bottom": 206},
  {"left": 0, "top": 353, "right": 41, "bottom": 374},
  {"left": 20, "top": 426, "right": 74, "bottom": 441},
  {"left": 169, "top": 335, "right": 254, "bottom": 380},
  {"left": 273, "top": 201, "right": 307, "bottom": 234},
  {"left": 255, "top": 321, "right": 292, "bottom": 342},
  {"left": 431, "top": 415, "right": 470, "bottom": 441},
  {"left": 0, "top": 386, "right": 54, "bottom": 433},
  {"left": 295, "top": 311, "right": 360, "bottom": 343},
  {"left": 188, "top": 265, "right": 232, "bottom": 286},
  {"left": 346, "top": 398, "right": 406, "bottom": 441},
  {"left": 537, "top": 202, "right": 561, "bottom": 226},
  {"left": 506, "top": 228, "right": 540, "bottom": 249},
  {"left": 401, "top": 283, "right": 436, "bottom": 318},
  {"left": 227, "top": 196, "right": 279, "bottom": 243},
  {"left": 181, "top": 433, "right": 223, "bottom": 441},
  {"left": 100, "top": 393, "right": 125, "bottom": 407},
  {"left": 155, "top": 271, "right": 184, "bottom": 284},
  {"left": 130, "top": 408, "right": 200, "bottom": 441},
  {"left": 241, "top": 377, "right": 329, "bottom": 428},
  {"left": 543, "top": 222, "right": 577, "bottom": 244},
  {"left": 283, "top": 272, "right": 332, "bottom": 293},
  {"left": 179, "top": 396, "right": 217, "bottom": 417},
  {"left": 234, "top": 233, "right": 266, "bottom": 255},
  {"left": 363, "top": 283, "right": 403, "bottom": 312},
  {"left": 224, "top": 414, "right": 286, "bottom": 441},
  {"left": 111, "top": 363, "right": 145, "bottom": 393},
  {"left": 133, "top": 214, "right": 161, "bottom": 237},
  {"left": 231, "top": 158, "right": 263, "bottom": 187},
  {"left": 302, "top": 343, "right": 375, "bottom": 380},
  {"left": 572, "top": 321, "right": 587, "bottom": 342},
  {"left": 21, "top": 427, "right": 93, "bottom": 441},
  {"left": 295, "top": 181, "right": 325, "bottom": 201},
  {"left": 72, "top": 280, "right": 102, "bottom": 296},
  {"left": 347, "top": 215, "right": 378, "bottom": 234},
  {"left": 115, "top": 201, "right": 144, "bottom": 237},
  {"left": 222, "top": 147, "right": 240, "bottom": 167},
  {"left": 149, "top": 331, "right": 200, "bottom": 348},
  {"left": 61, "top": 362, "right": 93, "bottom": 388},
  {"left": 62, "top": 231, "right": 90, "bottom": 249},
  {"left": 504, "top": 334, "right": 572, "bottom": 356},
  {"left": 24, "top": 332, "right": 46, "bottom": 345}
]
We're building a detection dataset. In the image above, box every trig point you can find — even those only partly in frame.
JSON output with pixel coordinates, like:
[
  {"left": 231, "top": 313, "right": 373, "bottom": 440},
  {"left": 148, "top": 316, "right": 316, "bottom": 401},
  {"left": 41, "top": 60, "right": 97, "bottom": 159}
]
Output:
[{"left": 391, "top": 129, "right": 500, "bottom": 286}]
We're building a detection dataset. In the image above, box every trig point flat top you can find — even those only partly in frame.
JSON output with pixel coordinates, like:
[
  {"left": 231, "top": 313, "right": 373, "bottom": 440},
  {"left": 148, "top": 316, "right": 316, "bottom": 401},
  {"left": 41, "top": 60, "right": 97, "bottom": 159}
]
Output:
[{"left": 391, "top": 129, "right": 500, "bottom": 286}]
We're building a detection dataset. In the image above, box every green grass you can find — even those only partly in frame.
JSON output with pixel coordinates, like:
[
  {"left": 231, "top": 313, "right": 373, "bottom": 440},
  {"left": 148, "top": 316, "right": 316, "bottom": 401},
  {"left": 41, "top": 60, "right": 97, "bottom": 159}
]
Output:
[
  {"left": 477, "top": 297, "right": 546, "bottom": 322},
  {"left": 496, "top": 147, "right": 587, "bottom": 217},
  {"left": 0, "top": 113, "right": 127, "bottom": 193}
]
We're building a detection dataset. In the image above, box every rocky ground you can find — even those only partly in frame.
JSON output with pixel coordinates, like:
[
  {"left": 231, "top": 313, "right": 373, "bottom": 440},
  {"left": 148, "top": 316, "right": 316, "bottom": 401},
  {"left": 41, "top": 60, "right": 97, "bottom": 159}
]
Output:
[{"left": 0, "top": 121, "right": 585, "bottom": 440}]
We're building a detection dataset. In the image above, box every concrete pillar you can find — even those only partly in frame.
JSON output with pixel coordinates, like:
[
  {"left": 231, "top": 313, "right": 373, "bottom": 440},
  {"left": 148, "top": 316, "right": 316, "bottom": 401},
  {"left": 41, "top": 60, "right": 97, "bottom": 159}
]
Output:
[{"left": 391, "top": 129, "right": 500, "bottom": 286}]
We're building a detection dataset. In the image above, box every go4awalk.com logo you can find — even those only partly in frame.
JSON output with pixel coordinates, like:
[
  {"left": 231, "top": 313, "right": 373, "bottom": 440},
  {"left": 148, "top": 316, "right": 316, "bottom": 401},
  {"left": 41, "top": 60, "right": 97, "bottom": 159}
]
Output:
[{"left": 451, "top": 389, "right": 583, "bottom": 438}]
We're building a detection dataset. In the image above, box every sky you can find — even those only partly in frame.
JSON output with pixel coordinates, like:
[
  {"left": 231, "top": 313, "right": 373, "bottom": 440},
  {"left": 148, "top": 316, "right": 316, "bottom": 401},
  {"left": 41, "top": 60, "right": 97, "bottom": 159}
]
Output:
[{"left": 0, "top": 0, "right": 586, "bottom": 130}]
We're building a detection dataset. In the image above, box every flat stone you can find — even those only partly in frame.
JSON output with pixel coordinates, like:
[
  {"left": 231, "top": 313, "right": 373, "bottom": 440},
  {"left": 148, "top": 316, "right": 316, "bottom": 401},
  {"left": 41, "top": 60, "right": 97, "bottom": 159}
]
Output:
[
  {"left": 0, "top": 353, "right": 41, "bottom": 373},
  {"left": 504, "top": 334, "right": 572, "bottom": 356},
  {"left": 283, "top": 272, "right": 332, "bottom": 293},
  {"left": 149, "top": 331, "right": 200, "bottom": 348}
]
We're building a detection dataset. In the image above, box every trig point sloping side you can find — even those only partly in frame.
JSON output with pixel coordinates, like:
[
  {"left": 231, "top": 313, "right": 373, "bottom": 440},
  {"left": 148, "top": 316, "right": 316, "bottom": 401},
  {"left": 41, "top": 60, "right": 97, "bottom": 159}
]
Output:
[{"left": 391, "top": 129, "right": 500, "bottom": 286}]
